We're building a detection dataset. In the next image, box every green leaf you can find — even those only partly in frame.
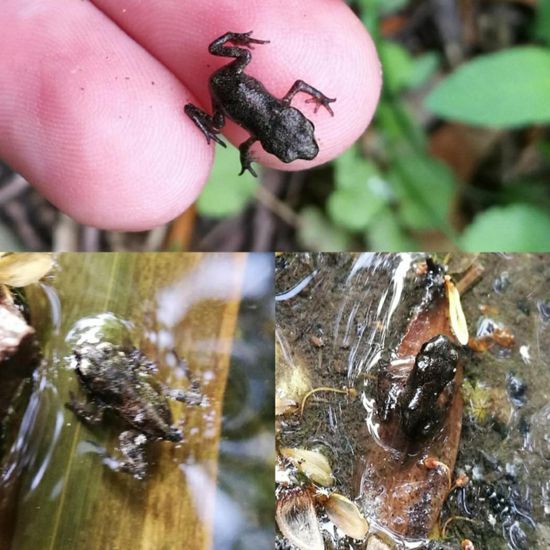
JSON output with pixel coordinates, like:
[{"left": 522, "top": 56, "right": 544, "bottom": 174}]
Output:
[
  {"left": 534, "top": 0, "right": 550, "bottom": 44},
  {"left": 366, "top": 208, "right": 417, "bottom": 251},
  {"left": 407, "top": 52, "right": 440, "bottom": 89},
  {"left": 426, "top": 46, "right": 550, "bottom": 127},
  {"left": 358, "top": 0, "right": 409, "bottom": 17},
  {"left": 298, "top": 207, "right": 351, "bottom": 251},
  {"left": 375, "top": 99, "right": 426, "bottom": 148},
  {"left": 392, "top": 151, "right": 457, "bottom": 232},
  {"left": 333, "top": 148, "right": 378, "bottom": 190},
  {"left": 379, "top": 41, "right": 414, "bottom": 94},
  {"left": 379, "top": 42, "right": 439, "bottom": 93},
  {"left": 328, "top": 149, "right": 390, "bottom": 232},
  {"left": 328, "top": 180, "right": 390, "bottom": 232},
  {"left": 197, "top": 145, "right": 257, "bottom": 218},
  {"left": 459, "top": 204, "right": 550, "bottom": 251}
]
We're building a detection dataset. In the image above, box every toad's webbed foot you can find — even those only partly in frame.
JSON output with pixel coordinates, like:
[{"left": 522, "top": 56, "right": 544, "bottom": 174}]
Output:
[
  {"left": 117, "top": 430, "right": 148, "bottom": 480},
  {"left": 283, "top": 80, "right": 336, "bottom": 116},
  {"left": 184, "top": 104, "right": 226, "bottom": 147},
  {"left": 65, "top": 392, "right": 105, "bottom": 425},
  {"left": 238, "top": 137, "right": 258, "bottom": 177}
]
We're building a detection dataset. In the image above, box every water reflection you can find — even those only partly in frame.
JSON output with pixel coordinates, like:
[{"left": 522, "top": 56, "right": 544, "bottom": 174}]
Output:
[{"left": 214, "top": 254, "right": 275, "bottom": 550}]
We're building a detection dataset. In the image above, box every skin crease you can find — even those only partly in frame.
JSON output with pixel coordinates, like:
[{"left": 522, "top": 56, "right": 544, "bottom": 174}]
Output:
[{"left": 0, "top": 0, "right": 382, "bottom": 231}]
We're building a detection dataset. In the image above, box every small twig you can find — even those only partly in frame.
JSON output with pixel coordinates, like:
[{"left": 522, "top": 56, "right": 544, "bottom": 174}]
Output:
[
  {"left": 82, "top": 226, "right": 101, "bottom": 252},
  {"left": 144, "top": 225, "right": 168, "bottom": 251},
  {"left": 300, "top": 386, "right": 356, "bottom": 416},
  {"left": 455, "top": 262, "right": 485, "bottom": 295},
  {"left": 195, "top": 215, "right": 246, "bottom": 251},
  {"left": 53, "top": 214, "right": 79, "bottom": 251},
  {"left": 255, "top": 181, "right": 301, "bottom": 228},
  {"left": 5, "top": 201, "right": 45, "bottom": 250},
  {"left": 0, "top": 174, "right": 28, "bottom": 204}
]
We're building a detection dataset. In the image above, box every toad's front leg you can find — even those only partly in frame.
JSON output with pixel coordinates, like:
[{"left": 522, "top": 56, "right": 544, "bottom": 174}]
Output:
[
  {"left": 65, "top": 393, "right": 106, "bottom": 425},
  {"left": 208, "top": 31, "right": 269, "bottom": 72},
  {"left": 282, "top": 80, "right": 336, "bottom": 115}
]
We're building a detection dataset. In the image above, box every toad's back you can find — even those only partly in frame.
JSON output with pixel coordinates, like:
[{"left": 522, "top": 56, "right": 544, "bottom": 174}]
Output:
[{"left": 210, "top": 68, "right": 281, "bottom": 137}]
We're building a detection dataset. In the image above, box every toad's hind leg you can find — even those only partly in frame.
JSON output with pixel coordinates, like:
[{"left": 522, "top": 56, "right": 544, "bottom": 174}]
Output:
[
  {"left": 184, "top": 104, "right": 226, "bottom": 146},
  {"left": 283, "top": 80, "right": 336, "bottom": 115},
  {"left": 117, "top": 430, "right": 148, "bottom": 480},
  {"left": 209, "top": 32, "right": 269, "bottom": 72},
  {"left": 238, "top": 137, "right": 258, "bottom": 177}
]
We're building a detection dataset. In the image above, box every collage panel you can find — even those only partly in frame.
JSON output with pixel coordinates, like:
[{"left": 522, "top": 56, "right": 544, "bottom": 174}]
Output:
[
  {"left": 276, "top": 253, "right": 550, "bottom": 550},
  {"left": 2, "top": 2, "right": 549, "bottom": 253},
  {"left": 0, "top": 252, "right": 274, "bottom": 550}
]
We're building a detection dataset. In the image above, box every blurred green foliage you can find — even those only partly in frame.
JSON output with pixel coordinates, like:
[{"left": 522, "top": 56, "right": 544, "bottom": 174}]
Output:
[
  {"left": 197, "top": 0, "right": 550, "bottom": 252},
  {"left": 460, "top": 204, "right": 550, "bottom": 252},
  {"left": 426, "top": 47, "right": 550, "bottom": 127},
  {"left": 197, "top": 144, "right": 257, "bottom": 218}
]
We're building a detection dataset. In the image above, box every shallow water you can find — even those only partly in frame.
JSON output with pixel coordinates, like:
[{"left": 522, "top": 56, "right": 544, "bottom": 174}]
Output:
[
  {"left": 276, "top": 253, "right": 550, "bottom": 550},
  {"left": 0, "top": 253, "right": 274, "bottom": 550}
]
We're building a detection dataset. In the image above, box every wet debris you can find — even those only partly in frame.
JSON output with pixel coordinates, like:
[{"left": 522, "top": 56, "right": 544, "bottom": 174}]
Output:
[
  {"left": 506, "top": 373, "right": 527, "bottom": 408},
  {"left": 462, "top": 380, "right": 512, "bottom": 426},
  {"left": 469, "top": 317, "right": 515, "bottom": 355},
  {"left": 493, "top": 272, "right": 510, "bottom": 294},
  {"left": 446, "top": 276, "right": 469, "bottom": 346},
  {"left": 0, "top": 254, "right": 49, "bottom": 453},
  {"left": 447, "top": 451, "right": 537, "bottom": 550},
  {"left": 276, "top": 448, "right": 370, "bottom": 548},
  {"left": 323, "top": 493, "right": 369, "bottom": 540},
  {"left": 0, "top": 252, "right": 54, "bottom": 288},
  {"left": 536, "top": 300, "right": 550, "bottom": 323},
  {"left": 275, "top": 335, "right": 312, "bottom": 416},
  {"left": 276, "top": 487, "right": 324, "bottom": 550},
  {"left": 280, "top": 447, "right": 334, "bottom": 487}
]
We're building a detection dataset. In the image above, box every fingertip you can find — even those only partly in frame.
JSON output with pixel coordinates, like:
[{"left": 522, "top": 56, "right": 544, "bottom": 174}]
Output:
[
  {"left": 53, "top": 138, "right": 213, "bottom": 232},
  {"left": 92, "top": 0, "right": 382, "bottom": 173},
  {"left": 0, "top": 1, "right": 215, "bottom": 232},
  {"left": 247, "top": 0, "right": 382, "bottom": 170}
]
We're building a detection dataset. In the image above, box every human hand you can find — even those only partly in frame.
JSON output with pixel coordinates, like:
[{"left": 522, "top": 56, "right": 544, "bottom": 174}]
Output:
[{"left": 0, "top": 0, "right": 381, "bottom": 231}]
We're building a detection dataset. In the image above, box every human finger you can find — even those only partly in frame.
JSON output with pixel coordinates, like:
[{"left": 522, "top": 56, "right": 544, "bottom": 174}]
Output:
[
  {"left": 0, "top": 0, "right": 213, "bottom": 231},
  {"left": 92, "top": 0, "right": 382, "bottom": 173}
]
